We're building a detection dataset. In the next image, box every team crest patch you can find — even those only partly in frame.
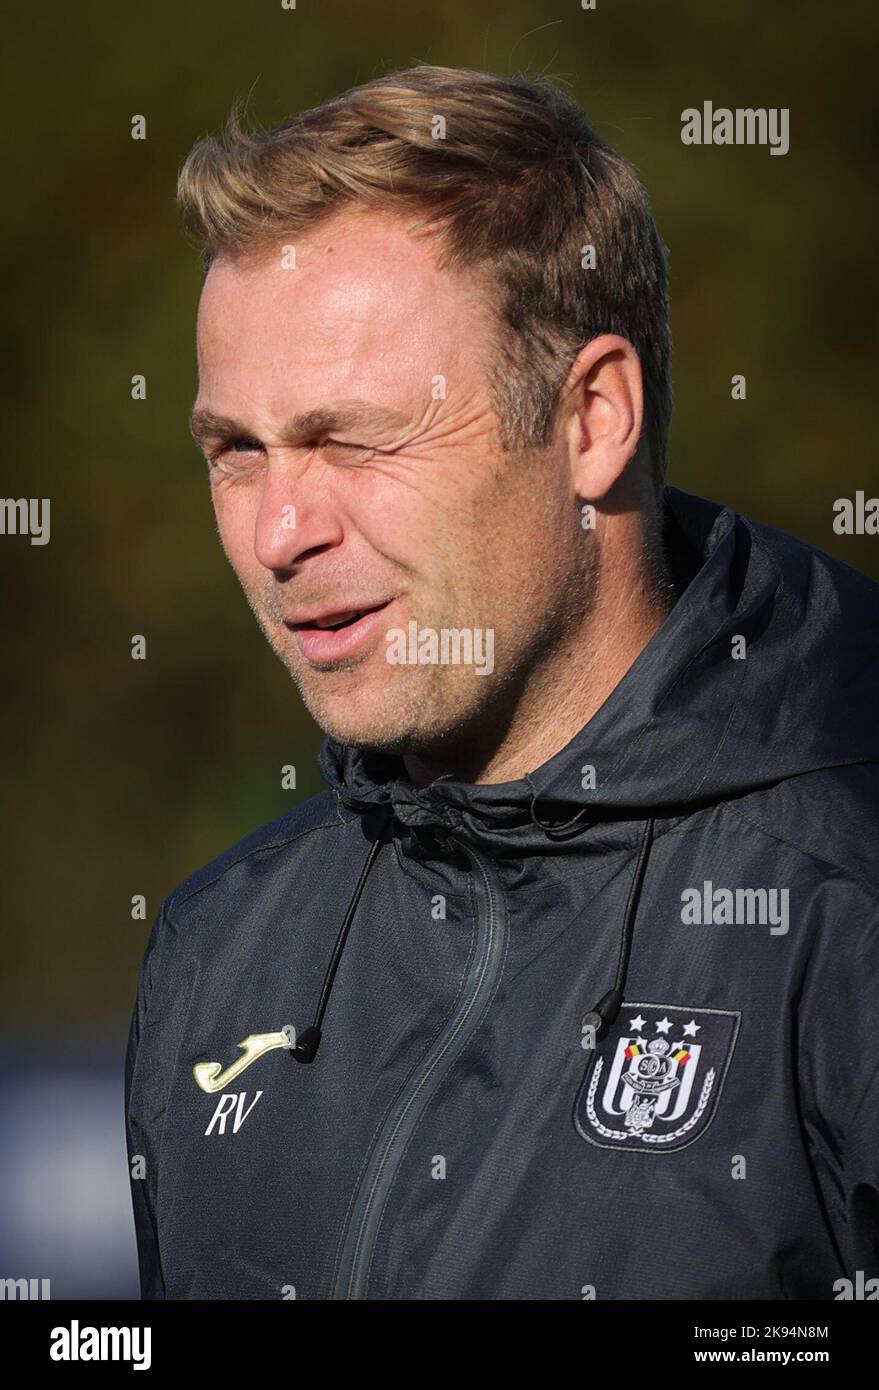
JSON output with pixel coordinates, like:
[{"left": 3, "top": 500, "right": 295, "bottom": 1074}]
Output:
[{"left": 574, "top": 1002, "right": 740, "bottom": 1153}]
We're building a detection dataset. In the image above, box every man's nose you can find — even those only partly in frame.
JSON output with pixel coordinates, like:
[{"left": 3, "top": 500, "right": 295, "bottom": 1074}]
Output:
[{"left": 253, "top": 459, "right": 344, "bottom": 571}]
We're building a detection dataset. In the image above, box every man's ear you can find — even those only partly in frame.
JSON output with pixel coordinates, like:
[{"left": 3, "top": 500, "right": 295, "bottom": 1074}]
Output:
[{"left": 563, "top": 334, "right": 645, "bottom": 501}]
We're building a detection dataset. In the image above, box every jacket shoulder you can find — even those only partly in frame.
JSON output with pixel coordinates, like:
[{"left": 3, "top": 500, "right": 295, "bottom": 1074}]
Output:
[
  {"left": 725, "top": 761, "right": 879, "bottom": 899},
  {"left": 744, "top": 509, "right": 879, "bottom": 608},
  {"left": 165, "top": 789, "right": 345, "bottom": 915}
]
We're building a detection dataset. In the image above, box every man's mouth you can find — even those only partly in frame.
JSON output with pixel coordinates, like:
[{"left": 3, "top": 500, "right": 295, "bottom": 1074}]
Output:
[
  {"left": 289, "top": 601, "right": 392, "bottom": 632},
  {"left": 285, "top": 599, "right": 395, "bottom": 664}
]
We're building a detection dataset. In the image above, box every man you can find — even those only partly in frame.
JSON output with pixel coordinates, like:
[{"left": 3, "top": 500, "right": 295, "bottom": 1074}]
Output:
[{"left": 125, "top": 64, "right": 879, "bottom": 1300}]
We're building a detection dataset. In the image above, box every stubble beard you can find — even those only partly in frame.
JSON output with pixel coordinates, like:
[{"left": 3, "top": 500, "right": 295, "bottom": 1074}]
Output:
[
  {"left": 239, "top": 580, "right": 498, "bottom": 755},
  {"left": 237, "top": 522, "right": 599, "bottom": 763}
]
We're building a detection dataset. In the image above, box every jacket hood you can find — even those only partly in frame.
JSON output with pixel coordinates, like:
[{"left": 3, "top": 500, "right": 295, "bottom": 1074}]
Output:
[{"left": 319, "top": 486, "right": 879, "bottom": 854}]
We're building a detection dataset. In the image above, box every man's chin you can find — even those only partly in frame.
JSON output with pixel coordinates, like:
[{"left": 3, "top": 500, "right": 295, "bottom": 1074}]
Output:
[
  {"left": 305, "top": 707, "right": 442, "bottom": 757},
  {"left": 293, "top": 680, "right": 471, "bottom": 759},
  {"left": 279, "top": 644, "right": 502, "bottom": 757},
  {"left": 289, "top": 675, "right": 402, "bottom": 748}
]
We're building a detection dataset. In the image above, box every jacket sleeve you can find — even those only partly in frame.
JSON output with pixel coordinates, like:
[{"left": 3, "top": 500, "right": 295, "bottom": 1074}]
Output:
[
  {"left": 124, "top": 901, "right": 169, "bottom": 1300},
  {"left": 842, "top": 1055, "right": 879, "bottom": 1280},
  {"left": 797, "top": 875, "right": 879, "bottom": 1289}
]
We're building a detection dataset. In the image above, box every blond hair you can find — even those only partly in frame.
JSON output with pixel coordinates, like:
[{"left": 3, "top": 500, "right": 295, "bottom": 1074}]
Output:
[{"left": 177, "top": 64, "right": 672, "bottom": 484}]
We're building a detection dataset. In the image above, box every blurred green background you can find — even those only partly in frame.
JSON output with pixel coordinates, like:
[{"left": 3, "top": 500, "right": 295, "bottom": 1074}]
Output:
[{"left": 3, "top": 0, "right": 878, "bottom": 1031}]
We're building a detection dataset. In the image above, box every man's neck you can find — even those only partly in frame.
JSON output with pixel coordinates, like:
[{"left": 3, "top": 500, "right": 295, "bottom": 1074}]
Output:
[{"left": 404, "top": 522, "right": 676, "bottom": 788}]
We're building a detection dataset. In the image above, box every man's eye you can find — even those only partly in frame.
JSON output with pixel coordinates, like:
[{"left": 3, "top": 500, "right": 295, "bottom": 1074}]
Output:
[
  {"left": 207, "top": 437, "right": 262, "bottom": 464},
  {"left": 319, "top": 438, "right": 370, "bottom": 455},
  {"left": 205, "top": 436, "right": 376, "bottom": 469},
  {"left": 225, "top": 437, "right": 262, "bottom": 456}
]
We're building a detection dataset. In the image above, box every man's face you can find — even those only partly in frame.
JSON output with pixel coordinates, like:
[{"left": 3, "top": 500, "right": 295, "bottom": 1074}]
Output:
[{"left": 192, "top": 208, "right": 586, "bottom": 756}]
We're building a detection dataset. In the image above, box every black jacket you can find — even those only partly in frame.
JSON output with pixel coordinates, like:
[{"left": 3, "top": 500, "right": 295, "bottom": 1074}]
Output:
[{"left": 125, "top": 487, "right": 879, "bottom": 1299}]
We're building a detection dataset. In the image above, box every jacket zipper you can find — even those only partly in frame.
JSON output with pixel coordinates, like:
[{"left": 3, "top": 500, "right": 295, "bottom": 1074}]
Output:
[{"left": 332, "top": 836, "right": 507, "bottom": 1299}]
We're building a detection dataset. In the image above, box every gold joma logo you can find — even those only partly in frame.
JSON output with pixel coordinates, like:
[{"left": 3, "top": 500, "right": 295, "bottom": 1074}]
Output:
[{"left": 193, "top": 1029, "right": 294, "bottom": 1094}]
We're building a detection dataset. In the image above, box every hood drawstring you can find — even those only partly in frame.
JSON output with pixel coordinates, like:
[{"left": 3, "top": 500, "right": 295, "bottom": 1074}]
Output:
[
  {"left": 525, "top": 773, "right": 594, "bottom": 839},
  {"left": 525, "top": 778, "right": 657, "bottom": 1037},
  {"left": 580, "top": 816, "right": 655, "bottom": 1043},
  {"left": 291, "top": 816, "right": 390, "bottom": 1064},
  {"left": 292, "top": 803, "right": 655, "bottom": 1064}
]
